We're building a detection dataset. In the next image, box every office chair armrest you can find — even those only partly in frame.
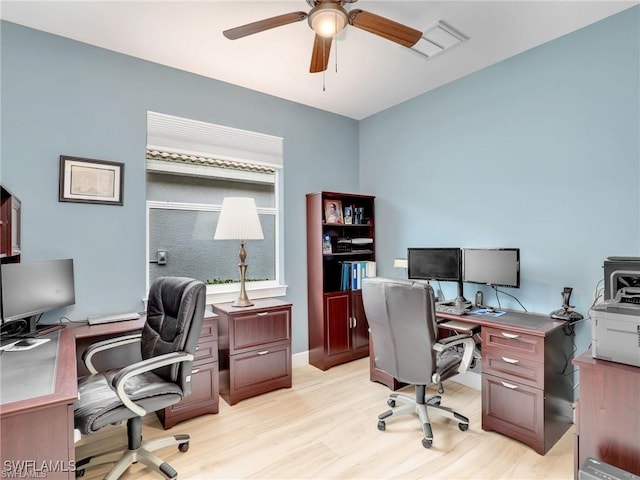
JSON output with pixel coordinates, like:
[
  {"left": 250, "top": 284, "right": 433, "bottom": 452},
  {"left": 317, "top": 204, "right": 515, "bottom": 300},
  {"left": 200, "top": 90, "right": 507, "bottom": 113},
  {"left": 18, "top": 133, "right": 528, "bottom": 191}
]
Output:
[
  {"left": 83, "top": 334, "right": 143, "bottom": 374},
  {"left": 434, "top": 334, "right": 476, "bottom": 374},
  {"left": 434, "top": 333, "right": 471, "bottom": 348},
  {"left": 111, "top": 351, "right": 195, "bottom": 417}
]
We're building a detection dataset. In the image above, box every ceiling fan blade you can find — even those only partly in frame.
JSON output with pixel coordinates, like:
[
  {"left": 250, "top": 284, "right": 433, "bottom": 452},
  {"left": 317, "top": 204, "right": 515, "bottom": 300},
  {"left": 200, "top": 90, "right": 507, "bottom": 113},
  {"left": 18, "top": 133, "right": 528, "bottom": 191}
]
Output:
[
  {"left": 349, "top": 9, "right": 422, "bottom": 47},
  {"left": 223, "top": 11, "right": 308, "bottom": 40},
  {"left": 310, "top": 34, "right": 332, "bottom": 73}
]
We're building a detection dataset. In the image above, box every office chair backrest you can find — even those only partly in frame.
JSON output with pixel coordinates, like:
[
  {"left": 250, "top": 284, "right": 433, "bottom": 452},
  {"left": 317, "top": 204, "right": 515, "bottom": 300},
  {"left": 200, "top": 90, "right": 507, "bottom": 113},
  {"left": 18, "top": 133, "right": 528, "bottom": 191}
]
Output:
[
  {"left": 362, "top": 277, "right": 438, "bottom": 385},
  {"left": 143, "top": 276, "right": 206, "bottom": 390}
]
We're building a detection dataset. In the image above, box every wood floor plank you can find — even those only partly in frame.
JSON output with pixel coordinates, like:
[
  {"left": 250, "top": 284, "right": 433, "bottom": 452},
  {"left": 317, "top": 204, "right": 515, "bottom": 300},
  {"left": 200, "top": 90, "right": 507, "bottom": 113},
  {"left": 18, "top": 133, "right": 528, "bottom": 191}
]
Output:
[{"left": 76, "top": 358, "right": 573, "bottom": 479}]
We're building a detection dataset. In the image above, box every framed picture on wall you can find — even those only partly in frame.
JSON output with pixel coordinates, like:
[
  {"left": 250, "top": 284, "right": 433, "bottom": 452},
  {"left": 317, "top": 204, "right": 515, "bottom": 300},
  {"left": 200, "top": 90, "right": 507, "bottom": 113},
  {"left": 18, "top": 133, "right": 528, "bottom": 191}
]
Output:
[
  {"left": 59, "top": 155, "right": 124, "bottom": 205},
  {"left": 324, "top": 200, "right": 343, "bottom": 224}
]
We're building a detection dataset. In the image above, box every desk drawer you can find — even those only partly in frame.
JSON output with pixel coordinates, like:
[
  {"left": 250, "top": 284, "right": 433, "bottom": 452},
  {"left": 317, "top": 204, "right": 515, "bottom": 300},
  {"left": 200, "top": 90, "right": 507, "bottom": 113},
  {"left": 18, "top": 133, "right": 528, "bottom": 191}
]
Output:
[
  {"left": 229, "top": 344, "right": 292, "bottom": 395},
  {"left": 230, "top": 308, "right": 291, "bottom": 354},
  {"left": 482, "top": 326, "right": 544, "bottom": 363},
  {"left": 482, "top": 373, "right": 544, "bottom": 454},
  {"left": 482, "top": 352, "right": 544, "bottom": 389},
  {"left": 194, "top": 338, "right": 218, "bottom": 365}
]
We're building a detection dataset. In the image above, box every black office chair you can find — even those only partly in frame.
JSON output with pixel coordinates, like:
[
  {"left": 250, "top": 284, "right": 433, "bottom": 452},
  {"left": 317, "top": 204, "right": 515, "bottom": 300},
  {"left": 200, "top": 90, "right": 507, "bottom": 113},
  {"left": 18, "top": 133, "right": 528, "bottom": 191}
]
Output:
[
  {"left": 362, "top": 277, "right": 475, "bottom": 448},
  {"left": 74, "top": 276, "right": 206, "bottom": 479}
]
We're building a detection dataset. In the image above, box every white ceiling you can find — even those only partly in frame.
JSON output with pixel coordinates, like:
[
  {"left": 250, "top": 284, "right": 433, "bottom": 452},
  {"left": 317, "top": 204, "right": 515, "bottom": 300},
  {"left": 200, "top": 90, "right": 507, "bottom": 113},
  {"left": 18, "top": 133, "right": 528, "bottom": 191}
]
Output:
[{"left": 1, "top": 1, "right": 637, "bottom": 120}]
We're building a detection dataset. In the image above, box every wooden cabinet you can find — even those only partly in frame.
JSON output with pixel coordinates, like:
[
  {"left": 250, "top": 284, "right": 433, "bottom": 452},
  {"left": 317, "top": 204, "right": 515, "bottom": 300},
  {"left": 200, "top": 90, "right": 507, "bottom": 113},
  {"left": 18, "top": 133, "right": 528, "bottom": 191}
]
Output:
[
  {"left": 1, "top": 184, "right": 21, "bottom": 263},
  {"left": 573, "top": 351, "right": 640, "bottom": 476},
  {"left": 306, "top": 191, "right": 374, "bottom": 371},
  {"left": 481, "top": 322, "right": 574, "bottom": 455},
  {"left": 157, "top": 315, "right": 219, "bottom": 429},
  {"left": 214, "top": 298, "right": 292, "bottom": 405}
]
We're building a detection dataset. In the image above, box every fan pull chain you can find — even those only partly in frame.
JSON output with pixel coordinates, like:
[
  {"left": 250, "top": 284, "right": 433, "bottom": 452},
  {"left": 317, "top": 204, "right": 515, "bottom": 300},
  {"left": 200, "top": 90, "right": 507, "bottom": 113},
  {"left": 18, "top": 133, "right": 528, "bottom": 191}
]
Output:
[
  {"left": 322, "top": 36, "right": 327, "bottom": 92},
  {"left": 334, "top": 35, "right": 338, "bottom": 73}
]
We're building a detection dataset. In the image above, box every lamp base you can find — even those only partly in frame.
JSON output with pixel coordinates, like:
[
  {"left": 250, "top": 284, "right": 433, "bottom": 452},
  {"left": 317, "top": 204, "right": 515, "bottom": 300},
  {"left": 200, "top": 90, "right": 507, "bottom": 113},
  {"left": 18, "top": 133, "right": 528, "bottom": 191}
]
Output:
[
  {"left": 233, "top": 250, "right": 253, "bottom": 307},
  {"left": 231, "top": 297, "right": 254, "bottom": 308}
]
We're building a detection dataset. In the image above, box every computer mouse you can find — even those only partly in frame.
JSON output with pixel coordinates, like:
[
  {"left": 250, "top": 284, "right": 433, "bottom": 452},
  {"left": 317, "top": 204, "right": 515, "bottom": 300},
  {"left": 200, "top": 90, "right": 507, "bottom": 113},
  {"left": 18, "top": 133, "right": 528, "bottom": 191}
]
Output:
[
  {"left": 15, "top": 338, "right": 37, "bottom": 347},
  {"left": 486, "top": 306, "right": 495, "bottom": 313}
]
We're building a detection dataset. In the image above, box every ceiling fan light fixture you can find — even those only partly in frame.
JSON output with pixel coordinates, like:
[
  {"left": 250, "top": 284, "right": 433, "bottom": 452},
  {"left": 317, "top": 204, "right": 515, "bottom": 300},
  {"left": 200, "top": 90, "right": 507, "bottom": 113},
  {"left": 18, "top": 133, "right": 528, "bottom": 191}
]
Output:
[{"left": 308, "top": 3, "right": 348, "bottom": 38}]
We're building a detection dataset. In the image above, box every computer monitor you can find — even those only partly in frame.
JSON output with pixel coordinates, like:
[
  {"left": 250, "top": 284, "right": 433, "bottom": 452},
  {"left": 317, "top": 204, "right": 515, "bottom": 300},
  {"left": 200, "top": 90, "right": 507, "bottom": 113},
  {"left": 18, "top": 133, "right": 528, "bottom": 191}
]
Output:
[
  {"left": 407, "top": 248, "right": 461, "bottom": 282},
  {"left": 0, "top": 258, "right": 75, "bottom": 336},
  {"left": 407, "top": 248, "right": 467, "bottom": 304},
  {"left": 462, "top": 248, "right": 520, "bottom": 288}
]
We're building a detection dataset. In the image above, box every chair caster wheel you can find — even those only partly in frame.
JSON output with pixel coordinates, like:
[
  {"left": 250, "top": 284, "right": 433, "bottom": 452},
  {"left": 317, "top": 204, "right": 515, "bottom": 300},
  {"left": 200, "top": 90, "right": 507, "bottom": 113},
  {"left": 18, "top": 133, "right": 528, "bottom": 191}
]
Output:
[
  {"left": 422, "top": 438, "right": 433, "bottom": 448},
  {"left": 387, "top": 399, "right": 396, "bottom": 408},
  {"left": 459, "top": 423, "right": 469, "bottom": 432},
  {"left": 75, "top": 470, "right": 85, "bottom": 478},
  {"left": 178, "top": 442, "right": 190, "bottom": 452},
  {"left": 377, "top": 420, "right": 386, "bottom": 431}
]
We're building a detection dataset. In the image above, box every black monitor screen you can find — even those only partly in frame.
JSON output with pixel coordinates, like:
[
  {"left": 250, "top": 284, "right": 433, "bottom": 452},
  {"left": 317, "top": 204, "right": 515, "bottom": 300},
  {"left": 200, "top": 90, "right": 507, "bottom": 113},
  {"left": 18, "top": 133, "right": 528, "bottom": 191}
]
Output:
[
  {"left": 462, "top": 248, "right": 520, "bottom": 288},
  {"left": 407, "top": 248, "right": 461, "bottom": 282},
  {"left": 1, "top": 259, "right": 75, "bottom": 323}
]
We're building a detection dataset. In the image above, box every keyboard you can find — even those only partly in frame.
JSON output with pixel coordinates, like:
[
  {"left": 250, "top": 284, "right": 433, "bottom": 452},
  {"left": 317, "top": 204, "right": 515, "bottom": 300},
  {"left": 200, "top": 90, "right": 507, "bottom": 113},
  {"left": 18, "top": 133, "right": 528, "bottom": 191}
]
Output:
[
  {"left": 435, "top": 303, "right": 469, "bottom": 316},
  {"left": 87, "top": 312, "right": 141, "bottom": 325}
]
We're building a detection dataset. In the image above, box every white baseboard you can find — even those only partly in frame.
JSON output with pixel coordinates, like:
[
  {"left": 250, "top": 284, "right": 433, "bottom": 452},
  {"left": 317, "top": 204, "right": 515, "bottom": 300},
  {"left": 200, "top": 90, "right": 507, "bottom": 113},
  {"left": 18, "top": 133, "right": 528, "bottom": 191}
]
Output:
[
  {"left": 292, "top": 350, "right": 309, "bottom": 369},
  {"left": 450, "top": 371, "right": 482, "bottom": 390}
]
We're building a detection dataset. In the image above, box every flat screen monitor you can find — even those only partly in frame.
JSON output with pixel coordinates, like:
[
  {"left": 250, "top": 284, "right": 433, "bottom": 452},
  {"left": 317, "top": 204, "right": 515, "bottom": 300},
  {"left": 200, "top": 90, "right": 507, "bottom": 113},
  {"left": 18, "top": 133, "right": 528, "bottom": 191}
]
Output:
[
  {"left": 462, "top": 248, "right": 520, "bottom": 288},
  {"left": 407, "top": 248, "right": 461, "bottom": 282},
  {"left": 1, "top": 259, "right": 75, "bottom": 332}
]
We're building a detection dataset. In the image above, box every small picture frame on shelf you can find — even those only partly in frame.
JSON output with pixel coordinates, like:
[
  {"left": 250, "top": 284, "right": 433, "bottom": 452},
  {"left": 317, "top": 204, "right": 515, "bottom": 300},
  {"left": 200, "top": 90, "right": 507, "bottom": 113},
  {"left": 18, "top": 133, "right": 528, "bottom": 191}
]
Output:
[
  {"left": 324, "top": 200, "right": 343, "bottom": 224},
  {"left": 344, "top": 205, "right": 353, "bottom": 224},
  {"left": 322, "top": 234, "right": 332, "bottom": 254}
]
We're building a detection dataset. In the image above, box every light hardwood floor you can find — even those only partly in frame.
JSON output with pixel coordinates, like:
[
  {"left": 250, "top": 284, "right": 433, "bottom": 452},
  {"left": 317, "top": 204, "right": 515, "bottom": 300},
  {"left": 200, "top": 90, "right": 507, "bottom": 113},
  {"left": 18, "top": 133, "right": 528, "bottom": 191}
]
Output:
[{"left": 76, "top": 358, "right": 574, "bottom": 479}]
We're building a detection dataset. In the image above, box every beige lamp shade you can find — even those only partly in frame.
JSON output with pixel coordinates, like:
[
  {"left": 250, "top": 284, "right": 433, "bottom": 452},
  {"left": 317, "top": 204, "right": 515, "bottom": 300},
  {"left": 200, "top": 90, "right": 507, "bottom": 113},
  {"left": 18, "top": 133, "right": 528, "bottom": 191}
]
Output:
[{"left": 214, "top": 197, "right": 264, "bottom": 240}]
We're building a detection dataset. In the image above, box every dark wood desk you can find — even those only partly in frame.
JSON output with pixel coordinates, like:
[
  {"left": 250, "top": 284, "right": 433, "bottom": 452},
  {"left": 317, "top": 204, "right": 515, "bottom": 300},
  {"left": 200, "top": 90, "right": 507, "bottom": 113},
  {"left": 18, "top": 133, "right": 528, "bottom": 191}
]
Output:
[
  {"left": 370, "top": 308, "right": 574, "bottom": 455},
  {"left": 573, "top": 350, "right": 640, "bottom": 477},
  {"left": 0, "top": 313, "right": 220, "bottom": 478},
  {"left": 0, "top": 328, "right": 77, "bottom": 479}
]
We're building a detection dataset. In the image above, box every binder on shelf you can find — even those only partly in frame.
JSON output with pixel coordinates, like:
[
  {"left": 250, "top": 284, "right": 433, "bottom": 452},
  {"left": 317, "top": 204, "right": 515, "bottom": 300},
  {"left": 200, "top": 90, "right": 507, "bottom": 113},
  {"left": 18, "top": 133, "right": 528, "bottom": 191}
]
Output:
[{"left": 339, "top": 260, "right": 376, "bottom": 291}]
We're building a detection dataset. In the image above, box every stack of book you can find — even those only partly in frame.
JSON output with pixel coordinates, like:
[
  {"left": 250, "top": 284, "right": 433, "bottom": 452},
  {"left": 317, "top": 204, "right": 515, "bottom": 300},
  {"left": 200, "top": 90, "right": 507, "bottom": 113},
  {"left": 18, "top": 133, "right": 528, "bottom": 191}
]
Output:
[{"left": 340, "top": 261, "right": 376, "bottom": 291}]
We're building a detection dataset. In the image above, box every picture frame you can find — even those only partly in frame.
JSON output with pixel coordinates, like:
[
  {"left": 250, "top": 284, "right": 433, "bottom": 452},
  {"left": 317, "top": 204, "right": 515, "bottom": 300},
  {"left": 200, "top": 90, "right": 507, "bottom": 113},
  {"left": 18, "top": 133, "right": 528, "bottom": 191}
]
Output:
[
  {"left": 324, "top": 200, "right": 344, "bottom": 224},
  {"left": 344, "top": 205, "right": 353, "bottom": 225},
  {"left": 59, "top": 155, "right": 124, "bottom": 205}
]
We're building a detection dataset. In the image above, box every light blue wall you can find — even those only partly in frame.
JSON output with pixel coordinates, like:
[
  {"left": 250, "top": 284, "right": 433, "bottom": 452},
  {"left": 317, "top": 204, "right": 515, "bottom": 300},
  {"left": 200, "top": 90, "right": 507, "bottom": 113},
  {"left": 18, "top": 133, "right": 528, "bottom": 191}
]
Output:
[
  {"left": 0, "top": 21, "right": 359, "bottom": 353},
  {"left": 2, "top": 6, "right": 639, "bottom": 356},
  {"left": 360, "top": 6, "right": 639, "bottom": 337}
]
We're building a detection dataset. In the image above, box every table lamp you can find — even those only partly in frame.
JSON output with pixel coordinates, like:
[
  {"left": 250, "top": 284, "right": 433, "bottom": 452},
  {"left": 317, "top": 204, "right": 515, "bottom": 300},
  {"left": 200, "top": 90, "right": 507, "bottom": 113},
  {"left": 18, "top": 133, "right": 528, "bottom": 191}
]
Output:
[{"left": 214, "top": 197, "right": 264, "bottom": 307}]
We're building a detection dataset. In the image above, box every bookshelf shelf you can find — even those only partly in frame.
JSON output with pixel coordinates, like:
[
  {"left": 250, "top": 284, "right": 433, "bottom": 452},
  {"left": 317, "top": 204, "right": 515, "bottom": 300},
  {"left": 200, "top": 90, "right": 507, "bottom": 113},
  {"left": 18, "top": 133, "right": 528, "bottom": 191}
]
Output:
[
  {"left": 323, "top": 250, "right": 374, "bottom": 257},
  {"left": 306, "top": 191, "right": 375, "bottom": 371}
]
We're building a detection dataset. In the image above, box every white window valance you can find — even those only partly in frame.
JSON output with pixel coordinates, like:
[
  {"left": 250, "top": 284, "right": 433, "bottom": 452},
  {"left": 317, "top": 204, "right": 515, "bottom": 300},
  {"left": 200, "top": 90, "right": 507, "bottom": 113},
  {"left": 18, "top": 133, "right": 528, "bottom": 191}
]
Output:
[{"left": 147, "top": 111, "right": 283, "bottom": 169}]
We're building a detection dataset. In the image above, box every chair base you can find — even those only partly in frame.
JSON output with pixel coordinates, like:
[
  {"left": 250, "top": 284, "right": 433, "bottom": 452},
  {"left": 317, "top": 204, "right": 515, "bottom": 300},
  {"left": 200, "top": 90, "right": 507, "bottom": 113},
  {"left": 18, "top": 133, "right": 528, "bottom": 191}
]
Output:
[
  {"left": 377, "top": 385, "right": 469, "bottom": 448},
  {"left": 76, "top": 418, "right": 190, "bottom": 479}
]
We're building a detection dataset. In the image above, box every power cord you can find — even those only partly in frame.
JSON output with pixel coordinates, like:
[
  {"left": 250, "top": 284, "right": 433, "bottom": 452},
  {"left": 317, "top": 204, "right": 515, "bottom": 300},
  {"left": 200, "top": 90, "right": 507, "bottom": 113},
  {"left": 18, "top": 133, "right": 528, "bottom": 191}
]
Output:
[{"left": 491, "top": 286, "right": 527, "bottom": 312}]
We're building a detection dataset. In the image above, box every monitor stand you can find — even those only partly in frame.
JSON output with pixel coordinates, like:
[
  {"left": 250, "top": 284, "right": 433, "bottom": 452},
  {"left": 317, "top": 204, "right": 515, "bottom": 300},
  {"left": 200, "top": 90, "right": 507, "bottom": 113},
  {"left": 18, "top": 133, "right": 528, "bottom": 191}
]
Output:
[
  {"left": 453, "top": 281, "right": 471, "bottom": 308},
  {"left": 19, "top": 314, "right": 66, "bottom": 338}
]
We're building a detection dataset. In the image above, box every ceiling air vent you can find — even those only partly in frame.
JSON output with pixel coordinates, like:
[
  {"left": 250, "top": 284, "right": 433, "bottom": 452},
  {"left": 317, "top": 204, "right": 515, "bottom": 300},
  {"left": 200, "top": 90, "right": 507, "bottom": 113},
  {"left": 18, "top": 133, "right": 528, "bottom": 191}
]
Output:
[{"left": 412, "top": 21, "right": 468, "bottom": 58}]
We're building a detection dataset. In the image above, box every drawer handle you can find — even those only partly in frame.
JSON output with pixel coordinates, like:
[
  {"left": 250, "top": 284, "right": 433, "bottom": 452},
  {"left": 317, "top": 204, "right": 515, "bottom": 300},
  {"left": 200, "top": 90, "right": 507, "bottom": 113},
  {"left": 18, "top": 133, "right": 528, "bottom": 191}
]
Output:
[
  {"left": 501, "top": 332, "right": 519, "bottom": 339},
  {"left": 195, "top": 346, "right": 200, "bottom": 351},
  {"left": 257, "top": 350, "right": 269, "bottom": 355},
  {"left": 191, "top": 368, "right": 200, "bottom": 374},
  {"left": 501, "top": 356, "right": 519, "bottom": 364},
  {"left": 501, "top": 381, "right": 519, "bottom": 390},
  {"left": 256, "top": 312, "right": 269, "bottom": 317}
]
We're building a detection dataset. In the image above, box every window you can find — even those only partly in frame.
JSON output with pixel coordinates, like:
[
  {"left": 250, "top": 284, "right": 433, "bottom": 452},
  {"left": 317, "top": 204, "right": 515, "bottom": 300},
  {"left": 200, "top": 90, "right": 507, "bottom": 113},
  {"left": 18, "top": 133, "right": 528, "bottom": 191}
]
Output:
[{"left": 146, "top": 112, "right": 286, "bottom": 304}]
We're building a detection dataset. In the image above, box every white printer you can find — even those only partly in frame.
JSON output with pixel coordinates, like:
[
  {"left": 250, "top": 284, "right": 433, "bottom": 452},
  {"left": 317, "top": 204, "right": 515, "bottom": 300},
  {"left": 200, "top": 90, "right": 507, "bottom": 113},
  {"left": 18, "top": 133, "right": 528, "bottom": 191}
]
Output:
[{"left": 590, "top": 286, "right": 640, "bottom": 367}]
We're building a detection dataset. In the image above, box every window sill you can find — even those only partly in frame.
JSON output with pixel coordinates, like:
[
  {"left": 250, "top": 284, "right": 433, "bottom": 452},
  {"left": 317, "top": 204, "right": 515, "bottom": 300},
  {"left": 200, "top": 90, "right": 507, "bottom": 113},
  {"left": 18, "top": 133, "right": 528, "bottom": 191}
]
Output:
[{"left": 205, "top": 281, "right": 288, "bottom": 306}]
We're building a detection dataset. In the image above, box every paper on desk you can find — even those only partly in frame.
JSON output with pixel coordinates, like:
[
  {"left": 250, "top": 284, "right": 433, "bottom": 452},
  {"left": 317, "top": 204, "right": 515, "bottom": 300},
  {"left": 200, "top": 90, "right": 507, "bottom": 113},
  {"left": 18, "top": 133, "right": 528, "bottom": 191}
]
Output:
[{"left": 470, "top": 308, "right": 506, "bottom": 317}]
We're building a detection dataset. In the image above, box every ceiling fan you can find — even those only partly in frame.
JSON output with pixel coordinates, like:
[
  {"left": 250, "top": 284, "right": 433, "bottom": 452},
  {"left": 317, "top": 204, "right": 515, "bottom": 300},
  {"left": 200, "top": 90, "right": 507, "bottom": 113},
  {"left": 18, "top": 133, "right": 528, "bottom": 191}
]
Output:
[{"left": 223, "top": 0, "right": 422, "bottom": 73}]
